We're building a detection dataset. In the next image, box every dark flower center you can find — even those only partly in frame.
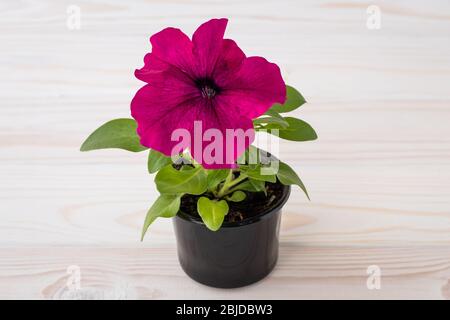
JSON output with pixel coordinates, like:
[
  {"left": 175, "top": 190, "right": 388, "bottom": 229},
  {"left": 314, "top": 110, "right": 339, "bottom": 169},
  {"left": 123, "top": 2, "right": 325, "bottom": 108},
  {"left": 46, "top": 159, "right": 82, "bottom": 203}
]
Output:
[{"left": 195, "top": 78, "right": 220, "bottom": 99}]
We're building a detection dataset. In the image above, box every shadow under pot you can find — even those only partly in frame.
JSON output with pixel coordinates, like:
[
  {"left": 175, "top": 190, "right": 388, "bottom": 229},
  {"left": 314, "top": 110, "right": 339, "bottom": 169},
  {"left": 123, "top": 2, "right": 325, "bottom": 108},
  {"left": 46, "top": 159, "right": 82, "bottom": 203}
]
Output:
[{"left": 173, "top": 183, "right": 291, "bottom": 288}]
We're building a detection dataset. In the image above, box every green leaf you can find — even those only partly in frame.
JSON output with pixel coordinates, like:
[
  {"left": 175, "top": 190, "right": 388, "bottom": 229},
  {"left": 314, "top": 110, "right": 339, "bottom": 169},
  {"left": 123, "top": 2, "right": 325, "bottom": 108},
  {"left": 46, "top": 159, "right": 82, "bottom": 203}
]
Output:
[
  {"left": 141, "top": 194, "right": 181, "bottom": 240},
  {"left": 197, "top": 197, "right": 229, "bottom": 231},
  {"left": 269, "top": 85, "right": 306, "bottom": 113},
  {"left": 242, "top": 165, "right": 277, "bottom": 183},
  {"left": 264, "top": 109, "right": 286, "bottom": 119},
  {"left": 237, "top": 145, "right": 257, "bottom": 165},
  {"left": 155, "top": 165, "right": 207, "bottom": 195},
  {"left": 148, "top": 149, "right": 172, "bottom": 174},
  {"left": 266, "top": 117, "right": 317, "bottom": 141},
  {"left": 237, "top": 145, "right": 277, "bottom": 166},
  {"left": 249, "top": 178, "right": 267, "bottom": 194},
  {"left": 206, "top": 169, "right": 230, "bottom": 189},
  {"left": 232, "top": 179, "right": 265, "bottom": 193},
  {"left": 253, "top": 115, "right": 289, "bottom": 128},
  {"left": 277, "top": 161, "right": 310, "bottom": 200},
  {"left": 80, "top": 118, "right": 147, "bottom": 152},
  {"left": 226, "top": 191, "right": 246, "bottom": 202}
]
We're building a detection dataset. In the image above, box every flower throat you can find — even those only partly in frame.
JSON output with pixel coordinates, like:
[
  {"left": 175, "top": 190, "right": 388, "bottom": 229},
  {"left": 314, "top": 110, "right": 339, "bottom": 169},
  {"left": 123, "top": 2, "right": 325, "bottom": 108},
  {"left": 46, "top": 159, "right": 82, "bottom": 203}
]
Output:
[{"left": 196, "top": 78, "right": 221, "bottom": 99}]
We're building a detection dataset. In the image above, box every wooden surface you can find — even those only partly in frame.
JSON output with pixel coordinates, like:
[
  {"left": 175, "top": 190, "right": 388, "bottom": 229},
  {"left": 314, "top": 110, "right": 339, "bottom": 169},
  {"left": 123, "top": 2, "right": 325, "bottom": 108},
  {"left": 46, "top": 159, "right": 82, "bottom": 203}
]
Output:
[{"left": 1, "top": 0, "right": 450, "bottom": 299}]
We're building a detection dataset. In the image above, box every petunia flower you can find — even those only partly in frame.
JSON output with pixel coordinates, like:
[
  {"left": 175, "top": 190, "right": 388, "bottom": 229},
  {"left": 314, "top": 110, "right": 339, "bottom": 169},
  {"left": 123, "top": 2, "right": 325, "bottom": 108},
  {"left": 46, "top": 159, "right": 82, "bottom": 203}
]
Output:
[{"left": 131, "top": 18, "right": 286, "bottom": 168}]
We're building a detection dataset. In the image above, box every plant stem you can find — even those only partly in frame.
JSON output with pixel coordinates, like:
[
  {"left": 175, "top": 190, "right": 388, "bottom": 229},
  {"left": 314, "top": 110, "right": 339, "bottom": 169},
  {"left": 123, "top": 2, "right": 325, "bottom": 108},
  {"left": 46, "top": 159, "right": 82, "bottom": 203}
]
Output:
[
  {"left": 216, "top": 173, "right": 248, "bottom": 198},
  {"left": 224, "top": 169, "right": 233, "bottom": 185}
]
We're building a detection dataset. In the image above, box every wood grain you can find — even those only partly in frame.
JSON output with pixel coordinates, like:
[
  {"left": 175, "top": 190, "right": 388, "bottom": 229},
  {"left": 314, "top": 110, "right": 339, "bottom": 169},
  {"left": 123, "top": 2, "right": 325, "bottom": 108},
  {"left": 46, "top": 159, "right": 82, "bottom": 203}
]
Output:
[{"left": 1, "top": 0, "right": 450, "bottom": 299}]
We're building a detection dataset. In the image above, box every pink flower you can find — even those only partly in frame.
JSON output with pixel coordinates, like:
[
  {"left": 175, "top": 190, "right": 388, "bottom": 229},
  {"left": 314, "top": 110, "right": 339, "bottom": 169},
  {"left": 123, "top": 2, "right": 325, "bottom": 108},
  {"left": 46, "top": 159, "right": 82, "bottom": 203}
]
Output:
[{"left": 131, "top": 18, "right": 286, "bottom": 168}]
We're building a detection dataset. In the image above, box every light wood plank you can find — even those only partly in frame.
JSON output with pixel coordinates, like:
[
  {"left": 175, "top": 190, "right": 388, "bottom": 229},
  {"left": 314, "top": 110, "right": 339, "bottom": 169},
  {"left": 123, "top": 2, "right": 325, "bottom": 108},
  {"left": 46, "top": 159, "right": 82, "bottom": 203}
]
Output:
[{"left": 1, "top": 0, "right": 450, "bottom": 299}]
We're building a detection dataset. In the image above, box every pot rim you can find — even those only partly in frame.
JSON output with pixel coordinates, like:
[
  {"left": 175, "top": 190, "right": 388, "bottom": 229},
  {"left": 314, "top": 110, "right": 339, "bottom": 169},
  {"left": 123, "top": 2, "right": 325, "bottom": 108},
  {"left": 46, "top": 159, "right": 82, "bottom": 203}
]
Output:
[{"left": 176, "top": 184, "right": 291, "bottom": 228}]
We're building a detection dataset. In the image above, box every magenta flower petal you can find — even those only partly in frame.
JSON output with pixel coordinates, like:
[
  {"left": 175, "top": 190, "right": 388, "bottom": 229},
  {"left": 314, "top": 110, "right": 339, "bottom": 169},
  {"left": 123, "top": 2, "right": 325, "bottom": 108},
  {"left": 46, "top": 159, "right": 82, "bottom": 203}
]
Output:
[
  {"left": 150, "top": 27, "right": 195, "bottom": 74},
  {"left": 131, "top": 84, "right": 200, "bottom": 155},
  {"left": 192, "top": 18, "right": 228, "bottom": 77},
  {"left": 135, "top": 53, "right": 193, "bottom": 87},
  {"left": 131, "top": 19, "right": 286, "bottom": 168},
  {"left": 218, "top": 56, "right": 286, "bottom": 119},
  {"left": 212, "top": 39, "right": 246, "bottom": 84},
  {"left": 191, "top": 99, "right": 255, "bottom": 169}
]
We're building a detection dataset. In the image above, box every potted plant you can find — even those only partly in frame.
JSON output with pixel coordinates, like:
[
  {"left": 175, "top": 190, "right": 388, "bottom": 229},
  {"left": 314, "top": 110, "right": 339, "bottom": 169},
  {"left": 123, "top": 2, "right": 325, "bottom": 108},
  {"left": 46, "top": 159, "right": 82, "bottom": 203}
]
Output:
[{"left": 81, "top": 18, "right": 317, "bottom": 288}]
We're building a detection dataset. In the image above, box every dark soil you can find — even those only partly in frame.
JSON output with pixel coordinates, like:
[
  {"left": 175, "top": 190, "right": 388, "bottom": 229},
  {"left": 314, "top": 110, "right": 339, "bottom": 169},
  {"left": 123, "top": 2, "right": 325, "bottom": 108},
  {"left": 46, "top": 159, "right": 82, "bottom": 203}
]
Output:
[{"left": 180, "top": 181, "right": 285, "bottom": 223}]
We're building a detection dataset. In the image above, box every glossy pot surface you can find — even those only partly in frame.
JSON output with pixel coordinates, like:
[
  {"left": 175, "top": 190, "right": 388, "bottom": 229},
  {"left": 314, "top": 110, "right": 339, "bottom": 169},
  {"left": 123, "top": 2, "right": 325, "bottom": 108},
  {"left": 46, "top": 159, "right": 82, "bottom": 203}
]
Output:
[{"left": 173, "top": 185, "right": 291, "bottom": 288}]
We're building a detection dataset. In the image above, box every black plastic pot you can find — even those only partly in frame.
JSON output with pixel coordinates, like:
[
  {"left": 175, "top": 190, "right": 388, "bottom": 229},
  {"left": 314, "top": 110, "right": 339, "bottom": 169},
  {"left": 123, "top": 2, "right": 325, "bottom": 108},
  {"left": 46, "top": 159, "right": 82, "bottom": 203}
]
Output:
[{"left": 173, "top": 185, "right": 291, "bottom": 288}]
